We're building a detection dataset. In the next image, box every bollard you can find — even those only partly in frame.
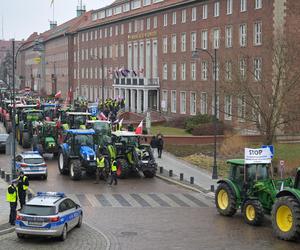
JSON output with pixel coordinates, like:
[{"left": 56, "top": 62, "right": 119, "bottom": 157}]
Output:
[
  {"left": 211, "top": 185, "right": 215, "bottom": 192},
  {"left": 190, "top": 177, "right": 194, "bottom": 185},
  {"left": 5, "top": 173, "right": 10, "bottom": 183},
  {"left": 159, "top": 166, "right": 163, "bottom": 174},
  {"left": 180, "top": 173, "right": 184, "bottom": 181},
  {"left": 1, "top": 169, "right": 5, "bottom": 179},
  {"left": 169, "top": 170, "right": 173, "bottom": 177}
]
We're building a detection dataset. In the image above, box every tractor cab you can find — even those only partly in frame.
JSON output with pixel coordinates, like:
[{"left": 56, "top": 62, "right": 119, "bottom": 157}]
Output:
[
  {"left": 64, "top": 112, "right": 92, "bottom": 130},
  {"left": 86, "top": 120, "right": 112, "bottom": 146},
  {"left": 41, "top": 103, "right": 60, "bottom": 120}
]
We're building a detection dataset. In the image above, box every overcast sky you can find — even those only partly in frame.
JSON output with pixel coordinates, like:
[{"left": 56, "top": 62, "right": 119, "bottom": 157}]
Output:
[{"left": 0, "top": 0, "right": 113, "bottom": 40}]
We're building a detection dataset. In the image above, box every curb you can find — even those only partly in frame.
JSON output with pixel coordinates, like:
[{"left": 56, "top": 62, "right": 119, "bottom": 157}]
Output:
[
  {"left": 155, "top": 174, "right": 215, "bottom": 199},
  {"left": 0, "top": 225, "right": 15, "bottom": 236}
]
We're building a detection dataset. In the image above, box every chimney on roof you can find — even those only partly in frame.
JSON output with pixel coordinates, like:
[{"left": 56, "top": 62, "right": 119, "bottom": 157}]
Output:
[
  {"left": 77, "top": 0, "right": 86, "bottom": 17},
  {"left": 50, "top": 21, "right": 57, "bottom": 30}
]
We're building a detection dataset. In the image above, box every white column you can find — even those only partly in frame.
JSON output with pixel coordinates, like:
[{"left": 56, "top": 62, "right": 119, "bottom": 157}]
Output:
[
  {"left": 143, "top": 89, "right": 148, "bottom": 113},
  {"left": 137, "top": 89, "right": 142, "bottom": 113},
  {"left": 131, "top": 89, "right": 136, "bottom": 112},
  {"left": 156, "top": 90, "right": 160, "bottom": 111},
  {"left": 125, "top": 89, "right": 129, "bottom": 111}
]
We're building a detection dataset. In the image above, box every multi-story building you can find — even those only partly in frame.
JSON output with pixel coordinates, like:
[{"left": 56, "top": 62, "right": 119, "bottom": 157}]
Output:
[{"left": 18, "top": 0, "right": 300, "bottom": 132}]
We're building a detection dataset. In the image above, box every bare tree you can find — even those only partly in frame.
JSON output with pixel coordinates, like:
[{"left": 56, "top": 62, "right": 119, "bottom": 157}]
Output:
[{"left": 220, "top": 34, "right": 300, "bottom": 144}]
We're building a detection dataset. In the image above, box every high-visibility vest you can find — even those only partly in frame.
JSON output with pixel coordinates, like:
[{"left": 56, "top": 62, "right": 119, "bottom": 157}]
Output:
[
  {"left": 108, "top": 145, "right": 116, "bottom": 160},
  {"left": 97, "top": 157, "right": 105, "bottom": 168},
  {"left": 18, "top": 176, "right": 29, "bottom": 191},
  {"left": 111, "top": 161, "right": 117, "bottom": 172},
  {"left": 6, "top": 185, "right": 18, "bottom": 203}
]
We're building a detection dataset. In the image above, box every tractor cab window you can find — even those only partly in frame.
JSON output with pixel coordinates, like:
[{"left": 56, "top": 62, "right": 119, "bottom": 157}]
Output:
[
  {"left": 75, "top": 135, "right": 93, "bottom": 147},
  {"left": 229, "top": 164, "right": 244, "bottom": 184},
  {"left": 246, "top": 164, "right": 269, "bottom": 182}
]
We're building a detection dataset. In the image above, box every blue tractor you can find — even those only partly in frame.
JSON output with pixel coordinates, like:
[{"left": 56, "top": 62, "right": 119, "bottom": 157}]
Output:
[{"left": 57, "top": 129, "right": 97, "bottom": 180}]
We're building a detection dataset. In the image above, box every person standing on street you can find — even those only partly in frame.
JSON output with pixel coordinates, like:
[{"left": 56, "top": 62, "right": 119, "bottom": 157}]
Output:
[
  {"left": 95, "top": 154, "right": 106, "bottom": 183},
  {"left": 6, "top": 179, "right": 18, "bottom": 226},
  {"left": 17, "top": 171, "right": 29, "bottom": 209},
  {"left": 109, "top": 160, "right": 118, "bottom": 186},
  {"left": 157, "top": 132, "right": 164, "bottom": 158}
]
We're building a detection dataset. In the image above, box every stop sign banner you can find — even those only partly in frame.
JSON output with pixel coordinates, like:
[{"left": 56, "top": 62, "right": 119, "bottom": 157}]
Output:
[{"left": 244, "top": 148, "right": 272, "bottom": 164}]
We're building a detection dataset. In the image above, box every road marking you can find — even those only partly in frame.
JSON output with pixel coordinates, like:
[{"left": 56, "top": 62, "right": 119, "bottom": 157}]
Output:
[
  {"left": 137, "top": 193, "right": 161, "bottom": 208},
  {"left": 121, "top": 193, "right": 142, "bottom": 208},
  {"left": 86, "top": 194, "right": 101, "bottom": 207},
  {"left": 182, "top": 193, "right": 209, "bottom": 207},
  {"left": 165, "top": 193, "right": 190, "bottom": 207},
  {"left": 130, "top": 193, "right": 151, "bottom": 207},
  {"left": 112, "top": 194, "right": 132, "bottom": 207},
  {"left": 175, "top": 193, "right": 202, "bottom": 207},
  {"left": 76, "top": 194, "right": 92, "bottom": 207},
  {"left": 95, "top": 194, "right": 112, "bottom": 207},
  {"left": 147, "top": 193, "right": 171, "bottom": 207}
]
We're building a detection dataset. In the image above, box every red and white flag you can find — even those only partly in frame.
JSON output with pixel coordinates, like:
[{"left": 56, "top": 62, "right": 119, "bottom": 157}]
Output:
[
  {"left": 55, "top": 91, "right": 61, "bottom": 99},
  {"left": 99, "top": 112, "right": 107, "bottom": 121},
  {"left": 135, "top": 120, "right": 143, "bottom": 134}
]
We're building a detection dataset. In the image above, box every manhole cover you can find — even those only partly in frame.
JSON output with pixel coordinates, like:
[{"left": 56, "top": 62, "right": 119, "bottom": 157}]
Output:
[{"left": 120, "top": 231, "right": 138, "bottom": 236}]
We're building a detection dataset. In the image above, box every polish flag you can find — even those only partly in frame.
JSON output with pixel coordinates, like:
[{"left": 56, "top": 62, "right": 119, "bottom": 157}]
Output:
[
  {"left": 99, "top": 112, "right": 107, "bottom": 121},
  {"left": 135, "top": 120, "right": 143, "bottom": 134},
  {"left": 55, "top": 91, "right": 62, "bottom": 99}
]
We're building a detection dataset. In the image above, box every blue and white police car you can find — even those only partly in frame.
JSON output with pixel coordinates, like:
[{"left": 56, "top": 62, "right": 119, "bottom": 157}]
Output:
[
  {"left": 15, "top": 192, "right": 83, "bottom": 241},
  {"left": 15, "top": 151, "right": 47, "bottom": 179}
]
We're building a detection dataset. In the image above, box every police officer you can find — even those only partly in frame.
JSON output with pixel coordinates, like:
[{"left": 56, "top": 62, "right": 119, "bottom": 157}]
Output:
[
  {"left": 6, "top": 179, "right": 18, "bottom": 226},
  {"left": 95, "top": 154, "right": 106, "bottom": 184},
  {"left": 109, "top": 160, "right": 118, "bottom": 186},
  {"left": 17, "top": 171, "right": 29, "bottom": 209}
]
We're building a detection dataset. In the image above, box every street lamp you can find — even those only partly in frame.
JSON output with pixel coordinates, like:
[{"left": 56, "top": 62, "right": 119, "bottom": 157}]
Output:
[
  {"left": 192, "top": 48, "right": 218, "bottom": 180},
  {"left": 91, "top": 55, "right": 105, "bottom": 105}
]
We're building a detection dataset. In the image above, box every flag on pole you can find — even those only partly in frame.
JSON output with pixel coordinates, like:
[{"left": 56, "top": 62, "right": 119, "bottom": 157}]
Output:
[
  {"left": 50, "top": 0, "right": 54, "bottom": 6},
  {"left": 135, "top": 120, "right": 143, "bottom": 134},
  {"left": 99, "top": 112, "right": 107, "bottom": 121},
  {"left": 55, "top": 90, "right": 62, "bottom": 99}
]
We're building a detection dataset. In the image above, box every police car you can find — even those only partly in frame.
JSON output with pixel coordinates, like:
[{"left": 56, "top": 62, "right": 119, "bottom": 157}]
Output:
[
  {"left": 15, "top": 151, "right": 47, "bottom": 179},
  {"left": 15, "top": 192, "right": 83, "bottom": 241}
]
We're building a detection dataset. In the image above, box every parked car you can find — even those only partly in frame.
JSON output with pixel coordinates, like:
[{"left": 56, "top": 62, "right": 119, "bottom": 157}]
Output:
[
  {"left": 0, "top": 133, "right": 9, "bottom": 153},
  {"left": 15, "top": 151, "right": 47, "bottom": 179},
  {"left": 15, "top": 192, "right": 83, "bottom": 241}
]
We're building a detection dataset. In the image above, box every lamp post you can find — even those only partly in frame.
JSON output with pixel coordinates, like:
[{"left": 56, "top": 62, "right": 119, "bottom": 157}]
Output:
[{"left": 192, "top": 48, "right": 218, "bottom": 180}]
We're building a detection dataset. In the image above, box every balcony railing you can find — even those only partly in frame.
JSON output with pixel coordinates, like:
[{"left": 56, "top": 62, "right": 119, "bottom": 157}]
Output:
[{"left": 114, "top": 77, "right": 160, "bottom": 87}]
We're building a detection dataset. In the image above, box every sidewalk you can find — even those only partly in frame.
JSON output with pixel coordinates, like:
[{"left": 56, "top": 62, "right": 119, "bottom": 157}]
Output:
[{"left": 154, "top": 150, "right": 218, "bottom": 192}]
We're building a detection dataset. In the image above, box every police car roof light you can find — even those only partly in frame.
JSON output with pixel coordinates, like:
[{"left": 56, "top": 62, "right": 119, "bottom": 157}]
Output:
[
  {"left": 36, "top": 192, "right": 65, "bottom": 198},
  {"left": 22, "top": 151, "right": 40, "bottom": 155}
]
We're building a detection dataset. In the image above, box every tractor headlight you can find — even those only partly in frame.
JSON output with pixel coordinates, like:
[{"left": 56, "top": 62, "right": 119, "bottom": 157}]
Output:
[{"left": 86, "top": 154, "right": 90, "bottom": 161}]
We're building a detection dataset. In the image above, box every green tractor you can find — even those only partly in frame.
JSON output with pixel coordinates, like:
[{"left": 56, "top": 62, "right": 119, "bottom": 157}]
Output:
[
  {"left": 215, "top": 159, "right": 300, "bottom": 241},
  {"left": 33, "top": 121, "right": 59, "bottom": 156},
  {"left": 61, "top": 112, "right": 92, "bottom": 131},
  {"left": 17, "top": 109, "right": 44, "bottom": 148},
  {"left": 86, "top": 120, "right": 112, "bottom": 147}
]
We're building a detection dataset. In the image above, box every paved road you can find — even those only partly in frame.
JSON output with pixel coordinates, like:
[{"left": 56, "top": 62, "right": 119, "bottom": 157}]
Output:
[{"left": 1, "top": 148, "right": 300, "bottom": 249}]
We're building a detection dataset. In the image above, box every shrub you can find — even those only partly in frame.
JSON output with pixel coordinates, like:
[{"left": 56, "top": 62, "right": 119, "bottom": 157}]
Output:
[
  {"left": 191, "top": 122, "right": 225, "bottom": 136},
  {"left": 165, "top": 117, "right": 186, "bottom": 129},
  {"left": 184, "top": 114, "right": 214, "bottom": 133}
]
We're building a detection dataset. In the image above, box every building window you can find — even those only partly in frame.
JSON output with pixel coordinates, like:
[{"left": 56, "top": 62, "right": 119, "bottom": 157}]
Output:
[
  {"left": 128, "top": 22, "right": 132, "bottom": 33},
  {"left": 163, "top": 63, "right": 168, "bottom": 80},
  {"left": 180, "top": 92, "right": 186, "bottom": 114},
  {"left": 152, "top": 40, "right": 158, "bottom": 77},
  {"left": 121, "top": 24, "right": 124, "bottom": 34},
  {"left": 214, "top": 2, "right": 220, "bottom": 17},
  {"left": 201, "top": 30, "right": 208, "bottom": 49},
  {"left": 212, "top": 95, "right": 220, "bottom": 118},
  {"left": 172, "top": 34, "right": 177, "bottom": 53},
  {"left": 162, "top": 90, "right": 168, "bottom": 112},
  {"left": 213, "top": 28, "right": 220, "bottom": 49},
  {"left": 131, "top": 0, "right": 141, "bottom": 9},
  {"left": 212, "top": 62, "right": 220, "bottom": 81},
  {"left": 192, "top": 7, "right": 197, "bottom": 21},
  {"left": 202, "top": 4, "right": 208, "bottom": 19},
  {"left": 200, "top": 92, "right": 207, "bottom": 114},
  {"left": 191, "top": 62, "right": 196, "bottom": 81},
  {"left": 254, "top": 22, "right": 262, "bottom": 45},
  {"left": 104, "top": 28, "right": 107, "bottom": 38},
  {"left": 240, "top": 58, "right": 247, "bottom": 79},
  {"left": 109, "top": 27, "right": 113, "bottom": 37},
  {"left": 225, "top": 95, "right": 232, "bottom": 120},
  {"left": 181, "top": 33, "right": 186, "bottom": 52},
  {"left": 181, "top": 63, "right": 186, "bottom": 80},
  {"left": 163, "top": 14, "right": 168, "bottom": 27},
  {"left": 172, "top": 63, "right": 177, "bottom": 80},
  {"left": 227, "top": 0, "right": 233, "bottom": 14},
  {"left": 191, "top": 32, "right": 197, "bottom": 51},
  {"left": 240, "top": 24, "right": 247, "bottom": 47},
  {"left": 254, "top": 58, "right": 262, "bottom": 81},
  {"left": 143, "top": 0, "right": 151, "bottom": 6},
  {"left": 225, "top": 26, "right": 233, "bottom": 48},
  {"left": 241, "top": 0, "right": 247, "bottom": 12},
  {"left": 190, "top": 92, "right": 196, "bottom": 115},
  {"left": 238, "top": 95, "right": 246, "bottom": 121},
  {"left": 201, "top": 61, "right": 208, "bottom": 80},
  {"left": 172, "top": 12, "right": 177, "bottom": 25},
  {"left": 95, "top": 30, "right": 98, "bottom": 39},
  {"left": 134, "top": 20, "right": 138, "bottom": 32},
  {"left": 163, "top": 36, "right": 168, "bottom": 53},
  {"left": 171, "top": 90, "right": 177, "bottom": 113},
  {"left": 120, "top": 44, "right": 124, "bottom": 57},
  {"left": 128, "top": 44, "right": 132, "bottom": 69},
  {"left": 255, "top": 0, "right": 262, "bottom": 9},
  {"left": 114, "top": 5, "right": 122, "bottom": 15},
  {"left": 99, "top": 29, "right": 102, "bottom": 38},
  {"left": 106, "top": 8, "right": 112, "bottom": 17},
  {"left": 182, "top": 9, "right": 186, "bottom": 23},
  {"left": 225, "top": 61, "right": 232, "bottom": 81},
  {"left": 153, "top": 16, "right": 158, "bottom": 29},
  {"left": 146, "top": 18, "right": 150, "bottom": 30}
]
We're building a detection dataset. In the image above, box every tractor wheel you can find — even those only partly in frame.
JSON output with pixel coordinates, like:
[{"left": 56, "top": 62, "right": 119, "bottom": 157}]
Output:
[
  {"left": 58, "top": 151, "right": 69, "bottom": 175},
  {"left": 143, "top": 170, "right": 156, "bottom": 178},
  {"left": 271, "top": 196, "right": 300, "bottom": 241},
  {"left": 69, "top": 160, "right": 82, "bottom": 180},
  {"left": 6, "top": 121, "right": 12, "bottom": 133},
  {"left": 22, "top": 132, "right": 31, "bottom": 149},
  {"left": 215, "top": 183, "right": 237, "bottom": 217},
  {"left": 116, "top": 159, "right": 130, "bottom": 179},
  {"left": 242, "top": 200, "right": 264, "bottom": 226}
]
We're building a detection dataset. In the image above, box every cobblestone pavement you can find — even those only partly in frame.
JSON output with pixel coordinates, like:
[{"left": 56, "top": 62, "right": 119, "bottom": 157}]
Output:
[{"left": 0, "top": 224, "right": 108, "bottom": 250}]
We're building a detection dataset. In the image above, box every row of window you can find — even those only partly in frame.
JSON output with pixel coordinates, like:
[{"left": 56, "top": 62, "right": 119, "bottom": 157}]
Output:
[
  {"left": 80, "top": 85, "right": 113, "bottom": 102},
  {"left": 162, "top": 90, "right": 257, "bottom": 122},
  {"left": 163, "top": 22, "right": 262, "bottom": 54},
  {"left": 78, "top": 0, "right": 263, "bottom": 44},
  {"left": 162, "top": 58, "right": 262, "bottom": 82}
]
